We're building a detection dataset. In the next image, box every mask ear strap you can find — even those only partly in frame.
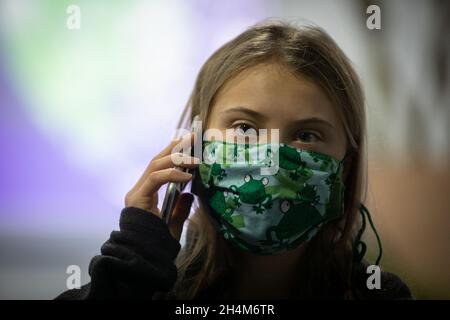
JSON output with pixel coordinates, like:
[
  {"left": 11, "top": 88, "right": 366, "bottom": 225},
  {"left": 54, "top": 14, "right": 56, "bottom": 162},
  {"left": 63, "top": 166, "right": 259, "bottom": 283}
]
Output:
[
  {"left": 353, "top": 205, "right": 367, "bottom": 264},
  {"left": 336, "top": 149, "right": 355, "bottom": 179},
  {"left": 353, "top": 203, "right": 383, "bottom": 266}
]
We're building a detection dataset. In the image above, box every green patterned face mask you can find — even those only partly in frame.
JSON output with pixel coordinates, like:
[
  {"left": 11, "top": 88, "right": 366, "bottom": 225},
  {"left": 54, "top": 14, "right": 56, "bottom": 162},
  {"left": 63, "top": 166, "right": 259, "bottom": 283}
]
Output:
[{"left": 197, "top": 140, "right": 347, "bottom": 255}]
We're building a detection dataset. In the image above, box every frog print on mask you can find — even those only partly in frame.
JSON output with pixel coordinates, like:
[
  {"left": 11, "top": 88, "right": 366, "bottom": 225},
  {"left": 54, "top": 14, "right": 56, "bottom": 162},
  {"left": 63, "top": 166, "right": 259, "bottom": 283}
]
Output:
[
  {"left": 209, "top": 191, "right": 238, "bottom": 223},
  {"left": 310, "top": 151, "right": 334, "bottom": 171},
  {"left": 210, "top": 162, "right": 227, "bottom": 182},
  {"left": 277, "top": 145, "right": 314, "bottom": 182},
  {"left": 230, "top": 174, "right": 273, "bottom": 214},
  {"left": 198, "top": 140, "right": 346, "bottom": 255},
  {"left": 259, "top": 184, "right": 322, "bottom": 249}
]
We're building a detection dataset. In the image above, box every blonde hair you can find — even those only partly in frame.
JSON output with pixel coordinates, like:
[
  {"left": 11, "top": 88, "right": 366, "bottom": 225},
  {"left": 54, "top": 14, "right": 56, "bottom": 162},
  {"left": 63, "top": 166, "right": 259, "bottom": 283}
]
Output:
[{"left": 169, "top": 20, "right": 367, "bottom": 299}]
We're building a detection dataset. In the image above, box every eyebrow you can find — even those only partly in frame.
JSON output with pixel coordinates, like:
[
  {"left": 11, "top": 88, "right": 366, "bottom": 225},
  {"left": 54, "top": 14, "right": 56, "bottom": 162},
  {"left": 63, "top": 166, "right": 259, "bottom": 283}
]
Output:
[
  {"left": 220, "top": 106, "right": 268, "bottom": 122},
  {"left": 220, "top": 106, "right": 335, "bottom": 129},
  {"left": 289, "top": 117, "right": 335, "bottom": 130}
]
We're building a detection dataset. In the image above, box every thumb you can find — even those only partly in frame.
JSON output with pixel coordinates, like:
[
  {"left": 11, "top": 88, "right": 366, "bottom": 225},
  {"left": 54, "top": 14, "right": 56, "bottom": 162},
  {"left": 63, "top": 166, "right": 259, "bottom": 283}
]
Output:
[{"left": 168, "top": 193, "right": 194, "bottom": 241}]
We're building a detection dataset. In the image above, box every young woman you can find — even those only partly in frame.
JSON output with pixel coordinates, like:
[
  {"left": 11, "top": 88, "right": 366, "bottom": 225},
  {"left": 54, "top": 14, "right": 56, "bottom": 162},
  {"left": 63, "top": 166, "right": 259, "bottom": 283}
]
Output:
[{"left": 56, "top": 21, "right": 413, "bottom": 300}]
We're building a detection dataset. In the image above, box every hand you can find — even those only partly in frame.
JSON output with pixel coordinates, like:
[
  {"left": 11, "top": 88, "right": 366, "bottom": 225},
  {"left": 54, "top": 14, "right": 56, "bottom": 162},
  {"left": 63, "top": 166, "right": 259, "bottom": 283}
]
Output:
[{"left": 125, "top": 132, "right": 199, "bottom": 241}]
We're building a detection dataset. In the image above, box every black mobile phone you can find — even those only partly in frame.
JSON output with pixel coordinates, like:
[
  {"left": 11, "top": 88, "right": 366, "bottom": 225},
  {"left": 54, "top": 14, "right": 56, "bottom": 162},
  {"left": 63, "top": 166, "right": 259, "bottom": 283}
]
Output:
[{"left": 160, "top": 116, "right": 201, "bottom": 224}]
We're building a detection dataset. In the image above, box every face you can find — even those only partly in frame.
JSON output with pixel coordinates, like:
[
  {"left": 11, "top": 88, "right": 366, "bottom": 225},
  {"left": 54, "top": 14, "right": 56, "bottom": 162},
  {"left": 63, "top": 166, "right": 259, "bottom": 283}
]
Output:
[{"left": 205, "top": 63, "right": 348, "bottom": 161}]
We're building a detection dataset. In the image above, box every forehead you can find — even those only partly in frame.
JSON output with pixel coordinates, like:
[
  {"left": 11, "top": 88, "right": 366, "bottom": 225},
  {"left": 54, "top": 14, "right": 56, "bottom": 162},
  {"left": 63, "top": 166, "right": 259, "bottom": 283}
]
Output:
[{"left": 210, "top": 63, "right": 341, "bottom": 125}]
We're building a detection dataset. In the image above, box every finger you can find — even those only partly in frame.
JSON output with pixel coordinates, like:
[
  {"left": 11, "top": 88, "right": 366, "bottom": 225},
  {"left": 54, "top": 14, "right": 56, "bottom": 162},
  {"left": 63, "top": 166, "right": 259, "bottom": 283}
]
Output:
[
  {"left": 151, "top": 153, "right": 200, "bottom": 172},
  {"left": 169, "top": 193, "right": 194, "bottom": 241},
  {"left": 168, "top": 132, "right": 197, "bottom": 161},
  {"left": 138, "top": 168, "right": 192, "bottom": 197},
  {"left": 131, "top": 133, "right": 193, "bottom": 193}
]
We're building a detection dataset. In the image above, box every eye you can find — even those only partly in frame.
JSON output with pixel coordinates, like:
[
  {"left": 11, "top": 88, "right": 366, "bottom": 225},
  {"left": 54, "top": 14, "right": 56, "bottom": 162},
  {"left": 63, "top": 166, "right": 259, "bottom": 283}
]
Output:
[
  {"left": 295, "top": 131, "right": 321, "bottom": 143},
  {"left": 233, "top": 122, "right": 258, "bottom": 136}
]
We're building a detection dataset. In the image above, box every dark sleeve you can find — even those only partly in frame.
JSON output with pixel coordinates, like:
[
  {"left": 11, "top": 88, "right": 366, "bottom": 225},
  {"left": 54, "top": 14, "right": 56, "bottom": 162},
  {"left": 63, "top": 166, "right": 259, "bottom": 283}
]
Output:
[{"left": 55, "top": 207, "right": 181, "bottom": 299}]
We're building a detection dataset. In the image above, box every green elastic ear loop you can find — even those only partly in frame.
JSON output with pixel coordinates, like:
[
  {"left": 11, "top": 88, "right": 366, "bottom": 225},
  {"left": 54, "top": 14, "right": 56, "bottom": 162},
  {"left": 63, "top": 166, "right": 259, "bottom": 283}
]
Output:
[{"left": 353, "top": 203, "right": 383, "bottom": 266}]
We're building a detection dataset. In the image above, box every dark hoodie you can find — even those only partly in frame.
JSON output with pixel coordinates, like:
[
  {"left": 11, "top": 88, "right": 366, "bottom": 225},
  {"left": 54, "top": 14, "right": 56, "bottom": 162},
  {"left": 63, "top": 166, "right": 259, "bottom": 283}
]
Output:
[{"left": 55, "top": 206, "right": 413, "bottom": 300}]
